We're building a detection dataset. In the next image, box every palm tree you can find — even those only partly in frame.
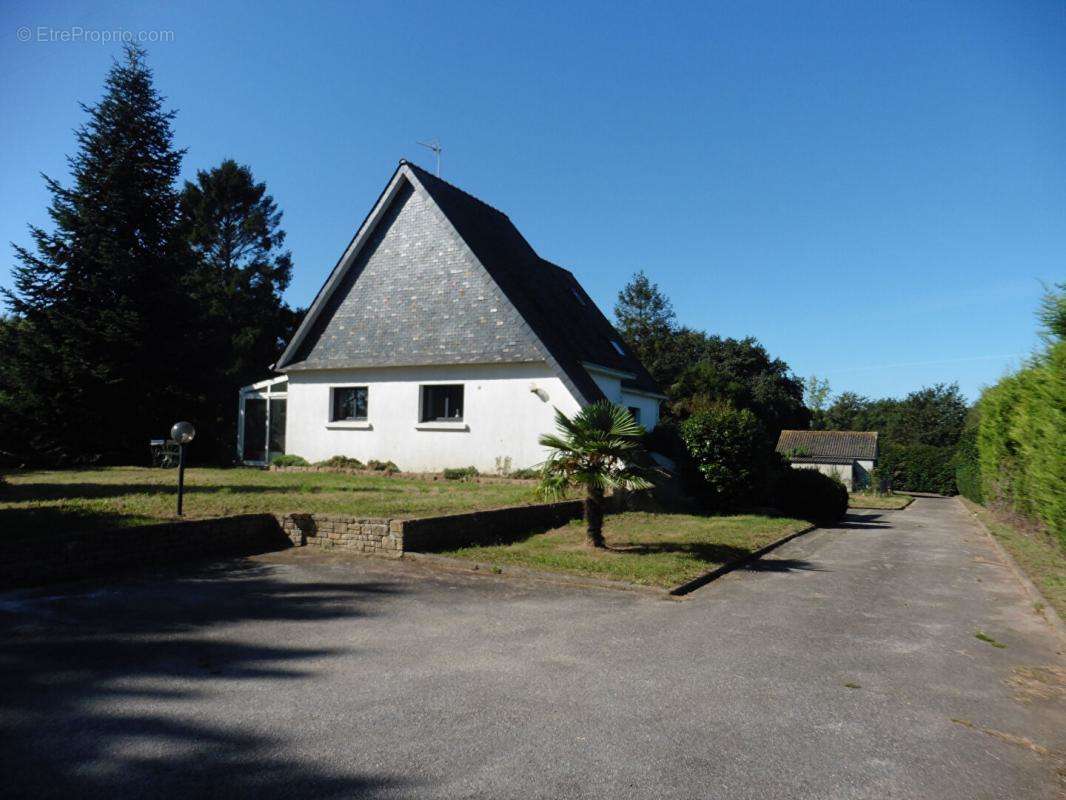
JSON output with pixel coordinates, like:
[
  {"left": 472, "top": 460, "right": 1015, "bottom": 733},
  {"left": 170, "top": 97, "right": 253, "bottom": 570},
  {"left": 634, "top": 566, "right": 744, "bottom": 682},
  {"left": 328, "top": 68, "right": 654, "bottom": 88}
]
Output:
[{"left": 538, "top": 402, "right": 652, "bottom": 548}]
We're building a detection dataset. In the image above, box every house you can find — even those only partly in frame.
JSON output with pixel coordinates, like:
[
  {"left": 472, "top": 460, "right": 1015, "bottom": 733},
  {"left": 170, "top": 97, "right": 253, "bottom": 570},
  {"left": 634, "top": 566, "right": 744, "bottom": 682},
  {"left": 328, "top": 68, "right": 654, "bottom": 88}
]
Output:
[
  {"left": 238, "top": 161, "right": 665, "bottom": 471},
  {"left": 775, "top": 430, "right": 878, "bottom": 491}
]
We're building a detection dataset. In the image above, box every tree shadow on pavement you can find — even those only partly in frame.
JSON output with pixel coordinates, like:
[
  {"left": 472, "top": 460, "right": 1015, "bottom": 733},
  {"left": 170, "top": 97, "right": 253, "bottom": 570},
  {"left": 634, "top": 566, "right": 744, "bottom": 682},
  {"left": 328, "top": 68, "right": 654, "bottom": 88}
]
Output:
[
  {"left": 837, "top": 512, "right": 892, "bottom": 530},
  {"left": 0, "top": 558, "right": 408, "bottom": 799},
  {"left": 741, "top": 557, "right": 823, "bottom": 573}
]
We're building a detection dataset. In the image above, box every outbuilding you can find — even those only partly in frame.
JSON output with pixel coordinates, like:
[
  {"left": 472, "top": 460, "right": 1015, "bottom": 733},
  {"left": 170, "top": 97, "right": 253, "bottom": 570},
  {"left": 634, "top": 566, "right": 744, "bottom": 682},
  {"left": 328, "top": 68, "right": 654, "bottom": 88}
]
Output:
[{"left": 776, "top": 430, "right": 879, "bottom": 491}]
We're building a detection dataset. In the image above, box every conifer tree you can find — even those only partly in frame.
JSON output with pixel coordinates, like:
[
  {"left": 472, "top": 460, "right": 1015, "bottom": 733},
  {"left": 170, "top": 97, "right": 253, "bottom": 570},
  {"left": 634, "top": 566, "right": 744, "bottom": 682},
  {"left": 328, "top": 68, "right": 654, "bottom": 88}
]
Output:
[
  {"left": 179, "top": 160, "right": 299, "bottom": 460},
  {"left": 2, "top": 46, "right": 187, "bottom": 461}
]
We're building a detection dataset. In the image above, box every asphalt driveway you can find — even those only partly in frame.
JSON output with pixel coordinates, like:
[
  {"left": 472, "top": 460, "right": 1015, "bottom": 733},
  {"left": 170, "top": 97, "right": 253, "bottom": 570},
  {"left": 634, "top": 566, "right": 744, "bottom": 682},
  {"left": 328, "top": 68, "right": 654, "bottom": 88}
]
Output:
[{"left": 1, "top": 497, "right": 1063, "bottom": 799}]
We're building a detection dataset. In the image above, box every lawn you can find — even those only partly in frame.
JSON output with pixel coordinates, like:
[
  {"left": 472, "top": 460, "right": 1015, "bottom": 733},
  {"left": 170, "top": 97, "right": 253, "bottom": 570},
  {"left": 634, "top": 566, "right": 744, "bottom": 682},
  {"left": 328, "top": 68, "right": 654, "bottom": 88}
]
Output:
[
  {"left": 849, "top": 492, "right": 913, "bottom": 510},
  {"left": 438, "top": 510, "right": 811, "bottom": 588},
  {"left": 0, "top": 467, "right": 541, "bottom": 540},
  {"left": 959, "top": 497, "right": 1066, "bottom": 621}
]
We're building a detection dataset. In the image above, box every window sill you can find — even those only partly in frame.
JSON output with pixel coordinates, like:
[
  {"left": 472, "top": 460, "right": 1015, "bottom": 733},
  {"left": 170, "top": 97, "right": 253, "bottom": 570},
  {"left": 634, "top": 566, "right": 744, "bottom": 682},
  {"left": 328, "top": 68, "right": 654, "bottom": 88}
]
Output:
[
  {"left": 414, "top": 421, "right": 469, "bottom": 431},
  {"left": 326, "top": 421, "right": 372, "bottom": 430}
]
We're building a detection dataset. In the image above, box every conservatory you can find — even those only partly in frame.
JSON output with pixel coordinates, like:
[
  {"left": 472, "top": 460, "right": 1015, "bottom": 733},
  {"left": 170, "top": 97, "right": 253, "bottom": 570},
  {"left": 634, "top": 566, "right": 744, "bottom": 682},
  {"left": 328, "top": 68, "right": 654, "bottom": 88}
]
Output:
[{"left": 237, "top": 376, "right": 287, "bottom": 465}]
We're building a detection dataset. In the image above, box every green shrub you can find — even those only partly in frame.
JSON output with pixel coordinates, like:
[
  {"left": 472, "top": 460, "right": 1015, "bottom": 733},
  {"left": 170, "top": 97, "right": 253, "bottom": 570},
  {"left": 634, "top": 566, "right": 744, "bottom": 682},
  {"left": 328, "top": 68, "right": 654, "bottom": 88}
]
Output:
[
  {"left": 508, "top": 467, "right": 540, "bottom": 479},
  {"left": 877, "top": 442, "right": 956, "bottom": 495},
  {"left": 271, "top": 454, "right": 309, "bottom": 467},
  {"left": 643, "top": 422, "right": 685, "bottom": 460},
  {"left": 978, "top": 339, "right": 1065, "bottom": 543},
  {"left": 315, "top": 455, "right": 364, "bottom": 469},
  {"left": 443, "top": 466, "right": 479, "bottom": 481},
  {"left": 679, "top": 402, "right": 771, "bottom": 509},
  {"left": 774, "top": 467, "right": 848, "bottom": 525},
  {"left": 366, "top": 459, "right": 399, "bottom": 474},
  {"left": 953, "top": 427, "right": 983, "bottom": 504}
]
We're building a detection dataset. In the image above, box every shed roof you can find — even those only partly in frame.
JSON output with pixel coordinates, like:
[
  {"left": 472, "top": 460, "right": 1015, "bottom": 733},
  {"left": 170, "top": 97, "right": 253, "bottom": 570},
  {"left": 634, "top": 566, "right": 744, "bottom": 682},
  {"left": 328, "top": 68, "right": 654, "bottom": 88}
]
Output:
[{"left": 776, "top": 430, "right": 879, "bottom": 463}]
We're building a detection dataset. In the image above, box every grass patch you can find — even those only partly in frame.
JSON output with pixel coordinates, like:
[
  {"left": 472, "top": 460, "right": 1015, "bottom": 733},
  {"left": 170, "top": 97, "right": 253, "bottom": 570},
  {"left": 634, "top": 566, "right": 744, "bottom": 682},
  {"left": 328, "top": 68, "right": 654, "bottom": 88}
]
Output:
[
  {"left": 959, "top": 496, "right": 1066, "bottom": 621},
  {"left": 843, "top": 682, "right": 861, "bottom": 689},
  {"left": 0, "top": 467, "right": 542, "bottom": 539},
  {"left": 975, "top": 630, "right": 1007, "bottom": 649},
  {"left": 439, "top": 510, "right": 810, "bottom": 588},
  {"left": 848, "top": 492, "right": 913, "bottom": 510}
]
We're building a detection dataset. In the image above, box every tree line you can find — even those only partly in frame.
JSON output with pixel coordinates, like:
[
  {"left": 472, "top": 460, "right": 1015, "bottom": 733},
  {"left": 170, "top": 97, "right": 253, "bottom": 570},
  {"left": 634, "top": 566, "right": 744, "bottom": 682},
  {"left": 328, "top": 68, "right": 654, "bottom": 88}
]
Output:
[
  {"left": 613, "top": 270, "right": 974, "bottom": 504},
  {"left": 808, "top": 382, "right": 969, "bottom": 495},
  {"left": 0, "top": 46, "right": 298, "bottom": 465}
]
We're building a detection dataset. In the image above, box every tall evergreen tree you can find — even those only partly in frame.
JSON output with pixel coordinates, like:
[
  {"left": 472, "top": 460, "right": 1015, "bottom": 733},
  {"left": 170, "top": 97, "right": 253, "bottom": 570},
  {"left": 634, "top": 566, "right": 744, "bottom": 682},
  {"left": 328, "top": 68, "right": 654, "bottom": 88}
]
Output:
[
  {"left": 614, "top": 270, "right": 676, "bottom": 382},
  {"left": 2, "top": 46, "right": 188, "bottom": 462},
  {"left": 179, "top": 160, "right": 299, "bottom": 461}
]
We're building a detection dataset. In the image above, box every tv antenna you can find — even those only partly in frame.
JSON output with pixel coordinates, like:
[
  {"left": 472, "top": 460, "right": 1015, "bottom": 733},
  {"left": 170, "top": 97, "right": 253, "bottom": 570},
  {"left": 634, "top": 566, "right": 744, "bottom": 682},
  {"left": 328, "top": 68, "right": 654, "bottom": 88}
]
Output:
[{"left": 417, "top": 138, "right": 442, "bottom": 176}]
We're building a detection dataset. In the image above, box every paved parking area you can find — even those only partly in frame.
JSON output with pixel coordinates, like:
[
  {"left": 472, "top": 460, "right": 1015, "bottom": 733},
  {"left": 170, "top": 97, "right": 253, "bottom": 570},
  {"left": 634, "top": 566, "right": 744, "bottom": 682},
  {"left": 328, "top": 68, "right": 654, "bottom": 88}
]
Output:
[{"left": 1, "top": 497, "right": 1063, "bottom": 798}]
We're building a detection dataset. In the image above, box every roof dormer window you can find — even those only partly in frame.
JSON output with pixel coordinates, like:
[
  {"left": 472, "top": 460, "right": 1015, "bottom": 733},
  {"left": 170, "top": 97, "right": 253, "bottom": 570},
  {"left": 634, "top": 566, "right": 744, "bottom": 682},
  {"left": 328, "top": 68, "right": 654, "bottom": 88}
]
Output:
[{"left": 610, "top": 340, "right": 626, "bottom": 356}]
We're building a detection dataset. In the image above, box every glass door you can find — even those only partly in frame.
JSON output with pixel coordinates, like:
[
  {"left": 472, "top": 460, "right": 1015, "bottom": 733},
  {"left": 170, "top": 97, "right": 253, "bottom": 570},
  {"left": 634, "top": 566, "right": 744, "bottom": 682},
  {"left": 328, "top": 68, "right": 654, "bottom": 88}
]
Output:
[{"left": 242, "top": 398, "right": 267, "bottom": 463}]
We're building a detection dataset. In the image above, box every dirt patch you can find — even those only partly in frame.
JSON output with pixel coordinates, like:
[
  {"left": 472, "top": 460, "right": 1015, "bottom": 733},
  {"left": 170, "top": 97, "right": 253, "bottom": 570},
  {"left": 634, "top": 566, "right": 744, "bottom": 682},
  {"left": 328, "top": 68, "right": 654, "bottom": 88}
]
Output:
[{"left": 1006, "top": 664, "right": 1066, "bottom": 705}]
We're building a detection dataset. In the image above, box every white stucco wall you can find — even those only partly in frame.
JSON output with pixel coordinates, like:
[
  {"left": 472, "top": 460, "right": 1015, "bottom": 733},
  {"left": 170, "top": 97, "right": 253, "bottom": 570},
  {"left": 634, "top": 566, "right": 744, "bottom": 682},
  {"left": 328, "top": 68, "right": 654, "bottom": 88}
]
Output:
[
  {"left": 586, "top": 367, "right": 661, "bottom": 430},
  {"left": 284, "top": 362, "right": 582, "bottom": 473},
  {"left": 792, "top": 461, "right": 855, "bottom": 489}
]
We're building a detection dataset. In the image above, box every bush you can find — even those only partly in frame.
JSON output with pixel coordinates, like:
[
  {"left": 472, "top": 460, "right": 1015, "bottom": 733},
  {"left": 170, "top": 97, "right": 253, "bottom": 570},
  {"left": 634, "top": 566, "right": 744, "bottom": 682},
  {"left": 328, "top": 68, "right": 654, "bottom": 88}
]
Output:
[
  {"left": 953, "top": 427, "right": 983, "bottom": 504},
  {"left": 643, "top": 422, "right": 685, "bottom": 461},
  {"left": 679, "top": 402, "right": 771, "bottom": 509},
  {"left": 978, "top": 339, "right": 1065, "bottom": 543},
  {"left": 270, "top": 454, "right": 309, "bottom": 467},
  {"left": 508, "top": 467, "right": 540, "bottom": 479},
  {"left": 443, "top": 466, "right": 479, "bottom": 481},
  {"left": 877, "top": 442, "right": 956, "bottom": 495},
  {"left": 366, "top": 459, "right": 399, "bottom": 474},
  {"left": 774, "top": 467, "right": 848, "bottom": 525},
  {"left": 315, "top": 455, "right": 364, "bottom": 470}
]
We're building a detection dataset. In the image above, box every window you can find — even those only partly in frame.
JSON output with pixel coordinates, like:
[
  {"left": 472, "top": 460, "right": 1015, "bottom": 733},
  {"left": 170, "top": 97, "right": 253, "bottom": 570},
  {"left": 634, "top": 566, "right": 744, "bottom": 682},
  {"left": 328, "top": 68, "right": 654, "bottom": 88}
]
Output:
[
  {"left": 570, "top": 287, "right": 586, "bottom": 306},
  {"left": 610, "top": 340, "right": 626, "bottom": 356},
  {"left": 420, "top": 385, "right": 463, "bottom": 422},
  {"left": 331, "top": 387, "right": 368, "bottom": 421},
  {"left": 627, "top": 406, "right": 641, "bottom": 425}
]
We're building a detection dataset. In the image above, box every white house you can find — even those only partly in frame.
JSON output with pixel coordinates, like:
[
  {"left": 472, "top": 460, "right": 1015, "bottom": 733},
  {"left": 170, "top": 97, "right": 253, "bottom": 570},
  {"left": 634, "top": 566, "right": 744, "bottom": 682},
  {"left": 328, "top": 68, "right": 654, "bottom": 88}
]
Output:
[
  {"left": 776, "top": 430, "right": 879, "bottom": 491},
  {"left": 237, "top": 160, "right": 665, "bottom": 472}
]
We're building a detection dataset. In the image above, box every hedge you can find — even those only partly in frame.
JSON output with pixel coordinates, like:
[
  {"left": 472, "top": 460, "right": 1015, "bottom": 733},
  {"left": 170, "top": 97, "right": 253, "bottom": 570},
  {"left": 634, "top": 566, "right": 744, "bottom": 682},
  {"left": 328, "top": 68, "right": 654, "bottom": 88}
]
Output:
[
  {"left": 977, "top": 341, "right": 1065, "bottom": 544},
  {"left": 878, "top": 442, "right": 957, "bottom": 495},
  {"left": 773, "top": 467, "right": 848, "bottom": 525},
  {"left": 953, "top": 427, "right": 983, "bottom": 505}
]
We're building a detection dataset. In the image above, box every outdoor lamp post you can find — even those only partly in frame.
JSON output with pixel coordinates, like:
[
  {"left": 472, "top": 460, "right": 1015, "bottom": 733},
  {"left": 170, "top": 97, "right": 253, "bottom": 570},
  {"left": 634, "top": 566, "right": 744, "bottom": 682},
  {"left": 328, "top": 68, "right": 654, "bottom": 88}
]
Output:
[{"left": 171, "top": 421, "right": 196, "bottom": 516}]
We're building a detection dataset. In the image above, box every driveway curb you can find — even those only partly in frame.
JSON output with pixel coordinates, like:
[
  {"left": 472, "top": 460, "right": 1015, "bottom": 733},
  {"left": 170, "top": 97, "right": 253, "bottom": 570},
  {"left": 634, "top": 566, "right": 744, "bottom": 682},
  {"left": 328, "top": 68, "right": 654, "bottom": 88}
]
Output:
[
  {"left": 956, "top": 497, "right": 1066, "bottom": 645},
  {"left": 668, "top": 523, "right": 818, "bottom": 596},
  {"left": 406, "top": 521, "right": 823, "bottom": 600}
]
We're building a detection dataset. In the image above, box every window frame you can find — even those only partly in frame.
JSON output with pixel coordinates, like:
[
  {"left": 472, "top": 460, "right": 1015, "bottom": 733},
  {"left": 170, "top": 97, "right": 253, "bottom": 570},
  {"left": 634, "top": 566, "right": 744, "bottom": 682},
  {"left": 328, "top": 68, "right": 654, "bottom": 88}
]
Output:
[
  {"left": 329, "top": 385, "right": 369, "bottom": 423},
  {"left": 419, "top": 384, "right": 465, "bottom": 423}
]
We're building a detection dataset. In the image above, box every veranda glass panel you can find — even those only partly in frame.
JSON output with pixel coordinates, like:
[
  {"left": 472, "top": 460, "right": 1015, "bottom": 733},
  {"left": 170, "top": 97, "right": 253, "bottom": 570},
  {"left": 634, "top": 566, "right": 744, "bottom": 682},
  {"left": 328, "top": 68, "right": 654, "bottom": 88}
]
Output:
[
  {"left": 269, "top": 398, "right": 286, "bottom": 454},
  {"left": 242, "top": 399, "right": 267, "bottom": 462}
]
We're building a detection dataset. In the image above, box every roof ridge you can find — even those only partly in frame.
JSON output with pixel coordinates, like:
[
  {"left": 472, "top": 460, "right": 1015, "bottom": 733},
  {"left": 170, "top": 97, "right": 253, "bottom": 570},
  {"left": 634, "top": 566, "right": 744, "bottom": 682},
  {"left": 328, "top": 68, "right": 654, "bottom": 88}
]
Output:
[
  {"left": 781, "top": 429, "right": 877, "bottom": 435},
  {"left": 401, "top": 160, "right": 514, "bottom": 222}
]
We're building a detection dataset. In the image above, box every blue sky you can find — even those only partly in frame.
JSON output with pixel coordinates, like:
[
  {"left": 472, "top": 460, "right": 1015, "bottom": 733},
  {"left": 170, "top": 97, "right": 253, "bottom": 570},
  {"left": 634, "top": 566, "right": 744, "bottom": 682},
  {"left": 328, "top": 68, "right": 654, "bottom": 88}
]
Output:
[{"left": 2, "top": 1, "right": 1063, "bottom": 403}]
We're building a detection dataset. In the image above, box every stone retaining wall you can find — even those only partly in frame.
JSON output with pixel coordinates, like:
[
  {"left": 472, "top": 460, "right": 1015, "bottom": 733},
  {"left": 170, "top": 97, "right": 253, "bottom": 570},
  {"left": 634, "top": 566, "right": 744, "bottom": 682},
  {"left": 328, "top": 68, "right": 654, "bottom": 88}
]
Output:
[
  {"left": 400, "top": 500, "right": 585, "bottom": 552},
  {"left": 275, "top": 513, "right": 403, "bottom": 557},
  {"left": 0, "top": 514, "right": 288, "bottom": 590},
  {"left": 273, "top": 499, "right": 586, "bottom": 556},
  {"left": 3, "top": 499, "right": 602, "bottom": 589}
]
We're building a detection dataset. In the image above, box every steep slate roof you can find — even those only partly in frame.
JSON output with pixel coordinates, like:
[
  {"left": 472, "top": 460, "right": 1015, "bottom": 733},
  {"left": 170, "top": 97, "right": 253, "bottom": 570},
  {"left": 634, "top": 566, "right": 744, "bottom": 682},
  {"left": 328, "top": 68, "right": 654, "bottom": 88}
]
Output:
[
  {"left": 776, "top": 430, "right": 879, "bottom": 463},
  {"left": 276, "top": 161, "right": 663, "bottom": 403}
]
